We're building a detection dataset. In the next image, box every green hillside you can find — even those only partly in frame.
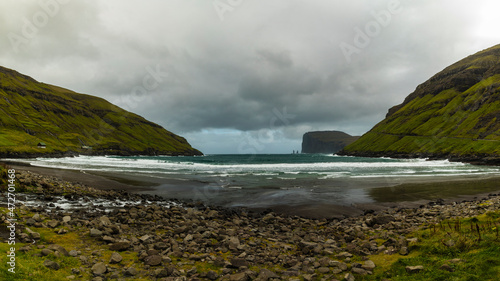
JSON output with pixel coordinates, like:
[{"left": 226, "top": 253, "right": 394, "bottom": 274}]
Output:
[
  {"left": 341, "top": 44, "right": 500, "bottom": 164},
  {"left": 0, "top": 66, "right": 202, "bottom": 157}
]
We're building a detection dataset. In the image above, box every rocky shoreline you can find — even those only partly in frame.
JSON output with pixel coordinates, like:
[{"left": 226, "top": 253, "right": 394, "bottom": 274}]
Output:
[{"left": 2, "top": 169, "right": 500, "bottom": 280}]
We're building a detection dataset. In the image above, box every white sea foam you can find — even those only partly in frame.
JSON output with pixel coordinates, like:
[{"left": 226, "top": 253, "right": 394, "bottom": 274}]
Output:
[{"left": 9, "top": 155, "right": 500, "bottom": 183}]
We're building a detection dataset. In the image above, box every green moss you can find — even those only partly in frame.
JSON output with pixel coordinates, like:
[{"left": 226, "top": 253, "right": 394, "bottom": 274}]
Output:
[
  {"left": 344, "top": 57, "right": 500, "bottom": 158},
  {"left": 353, "top": 210, "right": 500, "bottom": 281},
  {"left": 0, "top": 66, "right": 202, "bottom": 156}
]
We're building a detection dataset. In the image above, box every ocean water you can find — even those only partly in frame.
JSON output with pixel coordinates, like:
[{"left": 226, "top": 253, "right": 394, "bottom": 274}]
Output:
[{"left": 17, "top": 154, "right": 500, "bottom": 208}]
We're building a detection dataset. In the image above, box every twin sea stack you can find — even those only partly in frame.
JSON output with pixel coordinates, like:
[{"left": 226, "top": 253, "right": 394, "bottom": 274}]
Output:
[{"left": 0, "top": 66, "right": 202, "bottom": 158}]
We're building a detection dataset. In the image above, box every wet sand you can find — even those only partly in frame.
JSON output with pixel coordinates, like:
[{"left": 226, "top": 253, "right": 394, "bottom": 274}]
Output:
[
  {"left": 4, "top": 160, "right": 500, "bottom": 219},
  {"left": 6, "top": 161, "right": 157, "bottom": 192}
]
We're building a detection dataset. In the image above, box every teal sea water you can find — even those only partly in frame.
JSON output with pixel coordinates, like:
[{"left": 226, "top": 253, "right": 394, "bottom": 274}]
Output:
[{"left": 18, "top": 154, "right": 500, "bottom": 208}]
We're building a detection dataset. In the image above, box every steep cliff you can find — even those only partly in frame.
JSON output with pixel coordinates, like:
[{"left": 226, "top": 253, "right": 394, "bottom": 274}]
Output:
[
  {"left": 0, "top": 66, "right": 202, "bottom": 157},
  {"left": 302, "top": 131, "right": 359, "bottom": 154},
  {"left": 340, "top": 44, "right": 500, "bottom": 164}
]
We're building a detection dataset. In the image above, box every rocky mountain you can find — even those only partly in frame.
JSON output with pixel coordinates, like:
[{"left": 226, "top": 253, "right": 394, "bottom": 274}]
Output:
[
  {"left": 340, "top": 44, "right": 500, "bottom": 165},
  {"left": 301, "top": 131, "right": 359, "bottom": 154},
  {"left": 0, "top": 66, "right": 202, "bottom": 157}
]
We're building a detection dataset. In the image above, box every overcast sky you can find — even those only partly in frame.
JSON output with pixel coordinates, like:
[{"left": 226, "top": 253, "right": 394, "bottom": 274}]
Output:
[{"left": 1, "top": 0, "right": 500, "bottom": 154}]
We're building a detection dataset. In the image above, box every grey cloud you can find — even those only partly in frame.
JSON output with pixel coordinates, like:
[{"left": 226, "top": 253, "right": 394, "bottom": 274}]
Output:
[
  {"left": 256, "top": 49, "right": 293, "bottom": 69},
  {"left": 1, "top": 0, "right": 500, "bottom": 153}
]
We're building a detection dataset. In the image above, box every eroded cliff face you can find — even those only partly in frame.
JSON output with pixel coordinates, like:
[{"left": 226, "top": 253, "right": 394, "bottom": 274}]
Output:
[
  {"left": 340, "top": 44, "right": 500, "bottom": 164},
  {"left": 0, "top": 66, "right": 203, "bottom": 157},
  {"left": 302, "top": 131, "right": 360, "bottom": 154}
]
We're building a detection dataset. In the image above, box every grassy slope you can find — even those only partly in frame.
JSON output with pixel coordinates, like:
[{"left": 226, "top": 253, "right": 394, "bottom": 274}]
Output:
[
  {"left": 0, "top": 66, "right": 202, "bottom": 156},
  {"left": 368, "top": 209, "right": 500, "bottom": 281},
  {"left": 342, "top": 45, "right": 500, "bottom": 161}
]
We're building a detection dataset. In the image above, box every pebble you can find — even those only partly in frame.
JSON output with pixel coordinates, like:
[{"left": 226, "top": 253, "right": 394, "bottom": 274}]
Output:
[
  {"left": 43, "top": 259, "right": 60, "bottom": 270},
  {"left": 91, "top": 262, "right": 107, "bottom": 276}
]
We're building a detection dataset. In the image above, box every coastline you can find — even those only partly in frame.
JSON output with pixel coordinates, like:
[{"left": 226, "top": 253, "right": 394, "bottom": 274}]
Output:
[
  {"left": 6, "top": 161, "right": 157, "bottom": 192},
  {"left": 4, "top": 160, "right": 500, "bottom": 219}
]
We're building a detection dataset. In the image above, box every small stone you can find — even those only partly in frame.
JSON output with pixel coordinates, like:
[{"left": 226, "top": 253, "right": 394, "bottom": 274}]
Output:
[
  {"left": 318, "top": 267, "right": 330, "bottom": 274},
  {"left": 102, "top": 236, "right": 115, "bottom": 243},
  {"left": 109, "top": 252, "right": 123, "bottom": 264},
  {"left": 99, "top": 216, "right": 111, "bottom": 226},
  {"left": 109, "top": 241, "right": 130, "bottom": 251},
  {"left": 331, "top": 261, "right": 349, "bottom": 271},
  {"left": 344, "top": 273, "right": 355, "bottom": 281},
  {"left": 206, "top": 270, "right": 219, "bottom": 280},
  {"left": 229, "top": 272, "right": 248, "bottom": 281},
  {"left": 362, "top": 260, "right": 376, "bottom": 271},
  {"left": 80, "top": 255, "right": 88, "bottom": 264},
  {"left": 184, "top": 234, "right": 193, "bottom": 242},
  {"left": 41, "top": 249, "right": 54, "bottom": 256},
  {"left": 19, "top": 246, "right": 32, "bottom": 252},
  {"left": 406, "top": 265, "right": 424, "bottom": 273},
  {"left": 440, "top": 264, "right": 454, "bottom": 272},
  {"left": 351, "top": 267, "right": 367, "bottom": 275},
  {"left": 66, "top": 275, "right": 75, "bottom": 280},
  {"left": 139, "top": 234, "right": 151, "bottom": 242},
  {"left": 337, "top": 252, "right": 353, "bottom": 259},
  {"left": 366, "top": 215, "right": 395, "bottom": 227},
  {"left": 332, "top": 268, "right": 343, "bottom": 274},
  {"left": 230, "top": 257, "right": 249, "bottom": 268},
  {"left": 144, "top": 255, "right": 162, "bottom": 266},
  {"left": 47, "top": 220, "right": 59, "bottom": 228},
  {"left": 147, "top": 249, "right": 159, "bottom": 256},
  {"left": 29, "top": 231, "right": 41, "bottom": 239},
  {"left": 257, "top": 268, "right": 279, "bottom": 280},
  {"left": 43, "top": 259, "right": 60, "bottom": 270},
  {"left": 47, "top": 244, "right": 69, "bottom": 256},
  {"left": 62, "top": 216, "right": 71, "bottom": 223},
  {"left": 89, "top": 228, "right": 103, "bottom": 237},
  {"left": 124, "top": 267, "right": 138, "bottom": 276},
  {"left": 155, "top": 268, "right": 170, "bottom": 278},
  {"left": 33, "top": 213, "right": 42, "bottom": 222},
  {"left": 92, "top": 262, "right": 107, "bottom": 276},
  {"left": 227, "top": 236, "right": 240, "bottom": 250},
  {"left": 399, "top": 246, "right": 409, "bottom": 256}
]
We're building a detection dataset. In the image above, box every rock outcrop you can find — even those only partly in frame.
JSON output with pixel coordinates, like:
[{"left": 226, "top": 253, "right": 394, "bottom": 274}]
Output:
[{"left": 302, "top": 131, "right": 360, "bottom": 154}]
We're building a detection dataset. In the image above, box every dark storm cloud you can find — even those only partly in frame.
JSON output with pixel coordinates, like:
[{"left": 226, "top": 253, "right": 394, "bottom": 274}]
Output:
[{"left": 1, "top": 0, "right": 500, "bottom": 153}]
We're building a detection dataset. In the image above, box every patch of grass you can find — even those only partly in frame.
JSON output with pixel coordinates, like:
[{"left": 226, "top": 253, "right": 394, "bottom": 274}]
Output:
[
  {"left": 364, "top": 211, "right": 500, "bottom": 280},
  {"left": 0, "top": 242, "right": 85, "bottom": 281}
]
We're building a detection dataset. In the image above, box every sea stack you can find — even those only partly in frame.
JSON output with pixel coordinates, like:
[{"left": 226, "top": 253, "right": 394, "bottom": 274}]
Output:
[{"left": 302, "top": 131, "right": 360, "bottom": 154}]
